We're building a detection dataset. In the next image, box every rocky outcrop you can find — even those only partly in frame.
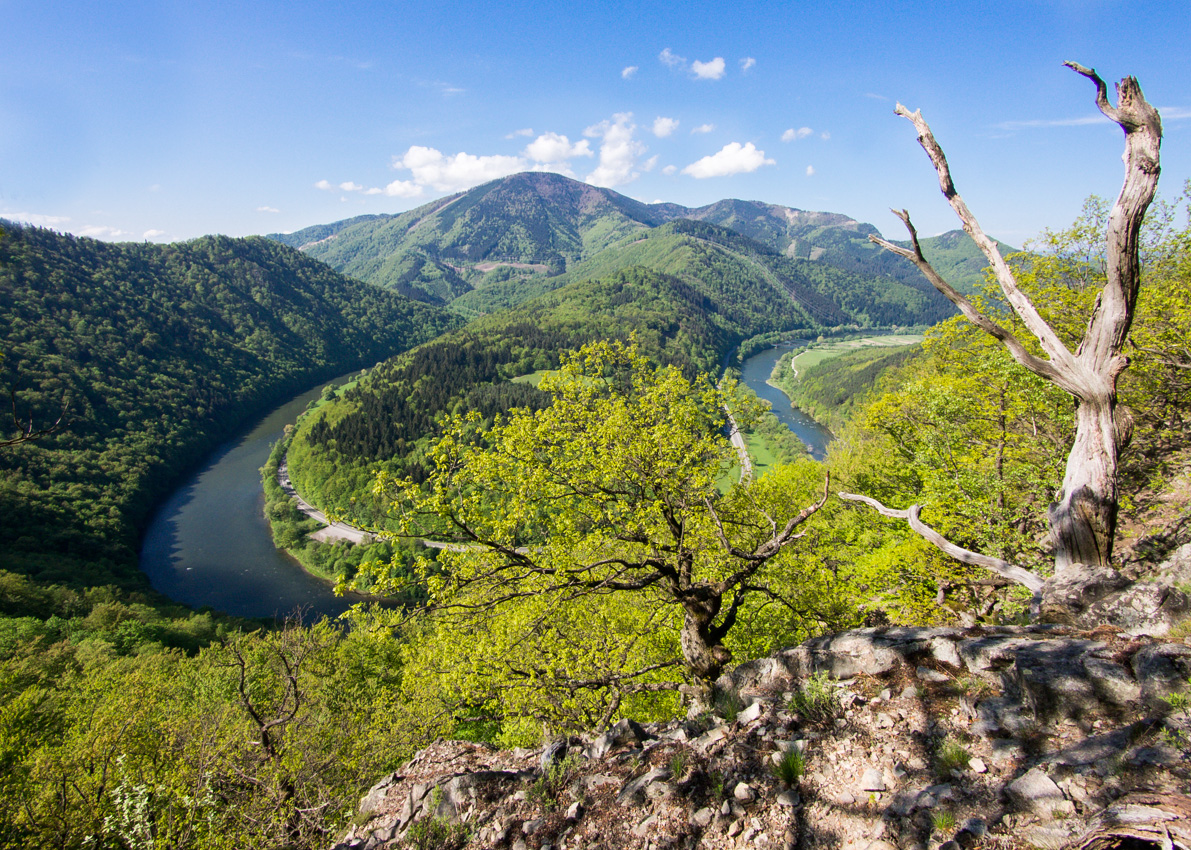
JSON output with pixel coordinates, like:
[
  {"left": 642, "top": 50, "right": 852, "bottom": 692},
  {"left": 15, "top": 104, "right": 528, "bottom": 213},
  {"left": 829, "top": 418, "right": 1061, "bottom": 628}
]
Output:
[{"left": 334, "top": 624, "right": 1191, "bottom": 850}]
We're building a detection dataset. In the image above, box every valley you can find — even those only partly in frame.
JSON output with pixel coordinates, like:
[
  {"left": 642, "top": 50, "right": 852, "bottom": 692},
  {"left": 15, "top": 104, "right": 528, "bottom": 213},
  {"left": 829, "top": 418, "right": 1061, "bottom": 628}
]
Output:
[{"left": 3, "top": 167, "right": 1190, "bottom": 850}]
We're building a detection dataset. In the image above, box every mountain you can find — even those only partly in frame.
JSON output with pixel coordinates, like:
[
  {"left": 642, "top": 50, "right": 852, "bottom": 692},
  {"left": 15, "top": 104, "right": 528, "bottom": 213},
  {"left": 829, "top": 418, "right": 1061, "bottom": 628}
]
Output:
[
  {"left": 0, "top": 222, "right": 458, "bottom": 588},
  {"left": 268, "top": 172, "right": 1012, "bottom": 309}
]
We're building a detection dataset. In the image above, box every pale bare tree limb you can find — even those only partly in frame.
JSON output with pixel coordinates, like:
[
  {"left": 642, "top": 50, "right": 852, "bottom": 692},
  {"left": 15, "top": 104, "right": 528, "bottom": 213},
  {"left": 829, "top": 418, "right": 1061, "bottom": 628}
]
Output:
[
  {"left": 838, "top": 491, "right": 1045, "bottom": 592},
  {"left": 884, "top": 104, "right": 1080, "bottom": 382},
  {"left": 869, "top": 214, "right": 1070, "bottom": 389}
]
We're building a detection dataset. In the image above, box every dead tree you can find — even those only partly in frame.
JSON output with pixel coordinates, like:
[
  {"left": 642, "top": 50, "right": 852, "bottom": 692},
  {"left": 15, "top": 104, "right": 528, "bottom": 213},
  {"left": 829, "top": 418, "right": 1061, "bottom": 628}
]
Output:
[{"left": 842, "top": 63, "right": 1162, "bottom": 586}]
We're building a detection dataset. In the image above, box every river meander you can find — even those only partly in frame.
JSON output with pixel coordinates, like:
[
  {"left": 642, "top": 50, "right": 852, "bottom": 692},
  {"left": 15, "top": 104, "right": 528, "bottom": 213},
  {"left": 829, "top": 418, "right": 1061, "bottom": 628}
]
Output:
[
  {"left": 139, "top": 374, "right": 363, "bottom": 620},
  {"left": 738, "top": 344, "right": 834, "bottom": 461},
  {"left": 139, "top": 350, "right": 833, "bottom": 618}
]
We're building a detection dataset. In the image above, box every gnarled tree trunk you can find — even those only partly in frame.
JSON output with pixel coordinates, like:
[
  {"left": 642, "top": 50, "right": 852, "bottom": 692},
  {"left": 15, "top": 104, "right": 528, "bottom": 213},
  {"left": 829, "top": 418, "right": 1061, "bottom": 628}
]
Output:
[{"left": 850, "top": 63, "right": 1162, "bottom": 584}]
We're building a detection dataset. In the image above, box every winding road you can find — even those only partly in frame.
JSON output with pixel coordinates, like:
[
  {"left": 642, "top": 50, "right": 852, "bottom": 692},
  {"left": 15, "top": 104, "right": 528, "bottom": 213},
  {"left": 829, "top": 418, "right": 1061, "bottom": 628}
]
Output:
[{"left": 277, "top": 456, "right": 373, "bottom": 545}]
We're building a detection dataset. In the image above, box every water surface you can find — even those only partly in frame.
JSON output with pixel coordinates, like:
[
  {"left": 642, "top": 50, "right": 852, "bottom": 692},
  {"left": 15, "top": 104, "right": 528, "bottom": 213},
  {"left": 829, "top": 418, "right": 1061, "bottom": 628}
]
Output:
[
  {"left": 738, "top": 345, "right": 834, "bottom": 460},
  {"left": 140, "top": 376, "right": 361, "bottom": 619}
]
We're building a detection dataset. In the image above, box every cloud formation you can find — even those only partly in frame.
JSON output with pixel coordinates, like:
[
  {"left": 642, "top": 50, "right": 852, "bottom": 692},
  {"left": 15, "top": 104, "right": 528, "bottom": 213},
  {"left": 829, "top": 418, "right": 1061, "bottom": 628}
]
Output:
[
  {"left": 806, "top": 165, "right": 815, "bottom": 176},
  {"left": 653, "top": 116, "right": 679, "bottom": 137},
  {"left": 315, "top": 117, "right": 648, "bottom": 200},
  {"left": 659, "top": 47, "right": 685, "bottom": 68},
  {"left": 622, "top": 65, "right": 638, "bottom": 79},
  {"left": 524, "top": 132, "right": 593, "bottom": 174},
  {"left": 682, "top": 142, "right": 774, "bottom": 178},
  {"left": 691, "top": 123, "right": 715, "bottom": 134},
  {"left": 782, "top": 127, "right": 813, "bottom": 142},
  {"left": 256, "top": 206, "right": 280, "bottom": 213},
  {"left": 6, "top": 212, "right": 70, "bottom": 227},
  {"left": 143, "top": 229, "right": 166, "bottom": 240},
  {"left": 691, "top": 57, "right": 726, "bottom": 80},
  {"left": 397, "top": 146, "right": 527, "bottom": 192},
  {"left": 505, "top": 128, "right": 534, "bottom": 138},
  {"left": 585, "top": 113, "right": 648, "bottom": 187},
  {"left": 740, "top": 57, "right": 756, "bottom": 72}
]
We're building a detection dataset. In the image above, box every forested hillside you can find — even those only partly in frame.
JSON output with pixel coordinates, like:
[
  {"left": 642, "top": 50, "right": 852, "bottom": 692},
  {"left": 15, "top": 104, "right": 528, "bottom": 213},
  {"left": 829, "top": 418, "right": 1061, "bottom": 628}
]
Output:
[
  {"left": 0, "top": 222, "right": 457, "bottom": 589},
  {"left": 285, "top": 263, "right": 809, "bottom": 524},
  {"left": 268, "top": 172, "right": 1006, "bottom": 311}
]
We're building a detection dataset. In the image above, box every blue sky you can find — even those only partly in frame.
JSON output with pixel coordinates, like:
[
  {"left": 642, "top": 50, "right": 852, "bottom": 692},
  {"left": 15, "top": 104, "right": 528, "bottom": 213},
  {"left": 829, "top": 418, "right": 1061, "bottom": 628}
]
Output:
[{"left": 3, "top": 0, "right": 1189, "bottom": 247}]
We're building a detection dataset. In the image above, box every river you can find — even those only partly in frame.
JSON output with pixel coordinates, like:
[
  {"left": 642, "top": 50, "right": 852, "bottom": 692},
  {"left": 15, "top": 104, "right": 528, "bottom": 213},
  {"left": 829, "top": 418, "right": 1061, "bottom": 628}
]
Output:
[
  {"left": 140, "top": 349, "right": 834, "bottom": 619},
  {"left": 738, "top": 344, "right": 834, "bottom": 461},
  {"left": 139, "top": 374, "right": 363, "bottom": 620}
]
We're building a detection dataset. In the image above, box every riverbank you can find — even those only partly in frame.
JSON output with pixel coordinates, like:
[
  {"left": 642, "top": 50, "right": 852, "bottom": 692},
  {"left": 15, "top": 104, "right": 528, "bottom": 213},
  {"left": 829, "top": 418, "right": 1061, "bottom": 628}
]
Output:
[{"left": 277, "top": 455, "right": 373, "bottom": 545}]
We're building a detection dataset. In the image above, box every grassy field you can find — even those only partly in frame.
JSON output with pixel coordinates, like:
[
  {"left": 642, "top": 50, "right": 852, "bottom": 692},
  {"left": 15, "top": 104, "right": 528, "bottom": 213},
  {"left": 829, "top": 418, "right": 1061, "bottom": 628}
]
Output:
[{"left": 788, "top": 334, "right": 922, "bottom": 379}]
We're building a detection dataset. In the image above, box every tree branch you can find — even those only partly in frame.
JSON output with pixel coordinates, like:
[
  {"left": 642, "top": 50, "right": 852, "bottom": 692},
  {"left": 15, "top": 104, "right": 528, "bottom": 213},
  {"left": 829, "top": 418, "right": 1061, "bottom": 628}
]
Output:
[{"left": 838, "top": 491, "right": 1045, "bottom": 592}]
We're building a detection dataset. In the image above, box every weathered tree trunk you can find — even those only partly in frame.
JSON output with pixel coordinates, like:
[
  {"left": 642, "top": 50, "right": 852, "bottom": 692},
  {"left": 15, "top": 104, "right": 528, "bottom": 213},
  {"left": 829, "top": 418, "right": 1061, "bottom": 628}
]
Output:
[
  {"left": 854, "top": 63, "right": 1162, "bottom": 586},
  {"left": 1050, "top": 393, "right": 1122, "bottom": 570},
  {"left": 679, "top": 598, "right": 733, "bottom": 707}
]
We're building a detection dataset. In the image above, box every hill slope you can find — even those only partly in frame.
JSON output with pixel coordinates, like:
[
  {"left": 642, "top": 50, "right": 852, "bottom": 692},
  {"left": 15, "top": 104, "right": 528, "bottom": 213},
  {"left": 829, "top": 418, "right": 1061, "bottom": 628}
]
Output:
[
  {"left": 268, "top": 172, "right": 1010, "bottom": 308},
  {"left": 0, "top": 222, "right": 458, "bottom": 588}
]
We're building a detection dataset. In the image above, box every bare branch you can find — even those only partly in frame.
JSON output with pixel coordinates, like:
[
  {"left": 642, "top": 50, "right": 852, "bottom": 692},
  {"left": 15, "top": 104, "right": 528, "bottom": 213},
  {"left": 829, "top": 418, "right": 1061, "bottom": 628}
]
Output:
[
  {"left": 892, "top": 108, "right": 1081, "bottom": 380},
  {"left": 838, "top": 491, "right": 1044, "bottom": 592},
  {"left": 1063, "top": 62, "right": 1163, "bottom": 375},
  {"left": 870, "top": 214, "right": 1070, "bottom": 388}
]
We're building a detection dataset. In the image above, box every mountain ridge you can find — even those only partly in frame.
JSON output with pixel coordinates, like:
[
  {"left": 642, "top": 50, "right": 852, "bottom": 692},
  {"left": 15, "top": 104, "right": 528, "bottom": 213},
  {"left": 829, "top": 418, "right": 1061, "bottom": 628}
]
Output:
[{"left": 267, "top": 172, "right": 1012, "bottom": 309}]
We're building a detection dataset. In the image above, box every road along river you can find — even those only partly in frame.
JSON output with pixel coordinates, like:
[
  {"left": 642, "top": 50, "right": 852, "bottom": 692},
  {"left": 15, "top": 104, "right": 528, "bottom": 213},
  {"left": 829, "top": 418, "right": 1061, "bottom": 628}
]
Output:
[{"left": 139, "top": 349, "right": 834, "bottom": 619}]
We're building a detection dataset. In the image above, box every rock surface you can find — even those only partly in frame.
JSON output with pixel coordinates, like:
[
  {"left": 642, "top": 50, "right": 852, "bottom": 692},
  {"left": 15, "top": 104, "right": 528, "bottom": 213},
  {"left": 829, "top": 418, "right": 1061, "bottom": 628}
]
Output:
[{"left": 333, "top": 624, "right": 1191, "bottom": 850}]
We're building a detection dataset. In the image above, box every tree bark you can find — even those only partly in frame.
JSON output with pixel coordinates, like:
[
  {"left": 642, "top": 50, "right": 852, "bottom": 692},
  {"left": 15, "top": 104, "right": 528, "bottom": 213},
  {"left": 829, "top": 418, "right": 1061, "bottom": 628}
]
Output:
[{"left": 867, "top": 63, "right": 1162, "bottom": 575}]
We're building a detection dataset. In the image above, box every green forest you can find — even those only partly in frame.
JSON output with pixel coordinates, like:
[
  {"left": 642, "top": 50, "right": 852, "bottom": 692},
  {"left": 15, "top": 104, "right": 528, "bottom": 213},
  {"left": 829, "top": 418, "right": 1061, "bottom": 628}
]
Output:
[{"left": 2, "top": 161, "right": 1190, "bottom": 848}]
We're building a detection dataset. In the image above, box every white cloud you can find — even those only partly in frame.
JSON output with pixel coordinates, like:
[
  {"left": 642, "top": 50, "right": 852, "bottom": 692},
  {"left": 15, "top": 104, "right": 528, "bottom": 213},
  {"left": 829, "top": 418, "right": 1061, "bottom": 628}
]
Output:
[
  {"left": 622, "top": 65, "right": 638, "bottom": 79},
  {"left": 584, "top": 113, "right": 647, "bottom": 187},
  {"left": 143, "top": 229, "right": 167, "bottom": 240},
  {"left": 662, "top": 164, "right": 678, "bottom": 175},
  {"left": 691, "top": 123, "right": 716, "bottom": 134},
  {"left": 396, "top": 145, "right": 526, "bottom": 192},
  {"left": 505, "top": 127, "right": 534, "bottom": 139},
  {"left": 339, "top": 181, "right": 365, "bottom": 192},
  {"left": 782, "top": 127, "right": 813, "bottom": 142},
  {"left": 381, "top": 179, "right": 423, "bottom": 198},
  {"left": 806, "top": 165, "right": 816, "bottom": 176},
  {"left": 525, "top": 132, "right": 592, "bottom": 163},
  {"left": 79, "top": 225, "right": 131, "bottom": 239},
  {"left": 524, "top": 132, "right": 593, "bottom": 175},
  {"left": 1159, "top": 106, "right": 1191, "bottom": 120},
  {"left": 315, "top": 179, "right": 334, "bottom": 191},
  {"left": 659, "top": 47, "right": 685, "bottom": 69},
  {"left": 681, "top": 142, "right": 774, "bottom": 178},
  {"left": 740, "top": 57, "right": 756, "bottom": 72},
  {"left": 820, "top": 131, "right": 830, "bottom": 140},
  {"left": 257, "top": 206, "right": 280, "bottom": 213},
  {"left": 653, "top": 116, "right": 679, "bottom": 138},
  {"left": 4, "top": 212, "right": 71, "bottom": 227},
  {"left": 642, "top": 155, "right": 658, "bottom": 172},
  {"left": 691, "top": 57, "right": 726, "bottom": 80}
]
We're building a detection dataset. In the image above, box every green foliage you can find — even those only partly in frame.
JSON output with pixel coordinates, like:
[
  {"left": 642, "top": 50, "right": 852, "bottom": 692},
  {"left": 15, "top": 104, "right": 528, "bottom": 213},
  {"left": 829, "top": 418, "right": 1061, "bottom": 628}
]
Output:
[
  {"left": 788, "top": 672, "right": 839, "bottom": 724},
  {"left": 404, "top": 813, "right": 470, "bottom": 850},
  {"left": 0, "top": 618, "right": 412, "bottom": 848},
  {"left": 774, "top": 342, "right": 919, "bottom": 430},
  {"left": 527, "top": 752, "right": 582, "bottom": 811},
  {"left": 352, "top": 341, "right": 854, "bottom": 736},
  {"left": 0, "top": 221, "right": 456, "bottom": 590},
  {"left": 931, "top": 809, "right": 957, "bottom": 833},
  {"left": 935, "top": 738, "right": 972, "bottom": 777},
  {"left": 771, "top": 747, "right": 806, "bottom": 784},
  {"left": 669, "top": 748, "right": 691, "bottom": 780},
  {"left": 714, "top": 690, "right": 744, "bottom": 723}
]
